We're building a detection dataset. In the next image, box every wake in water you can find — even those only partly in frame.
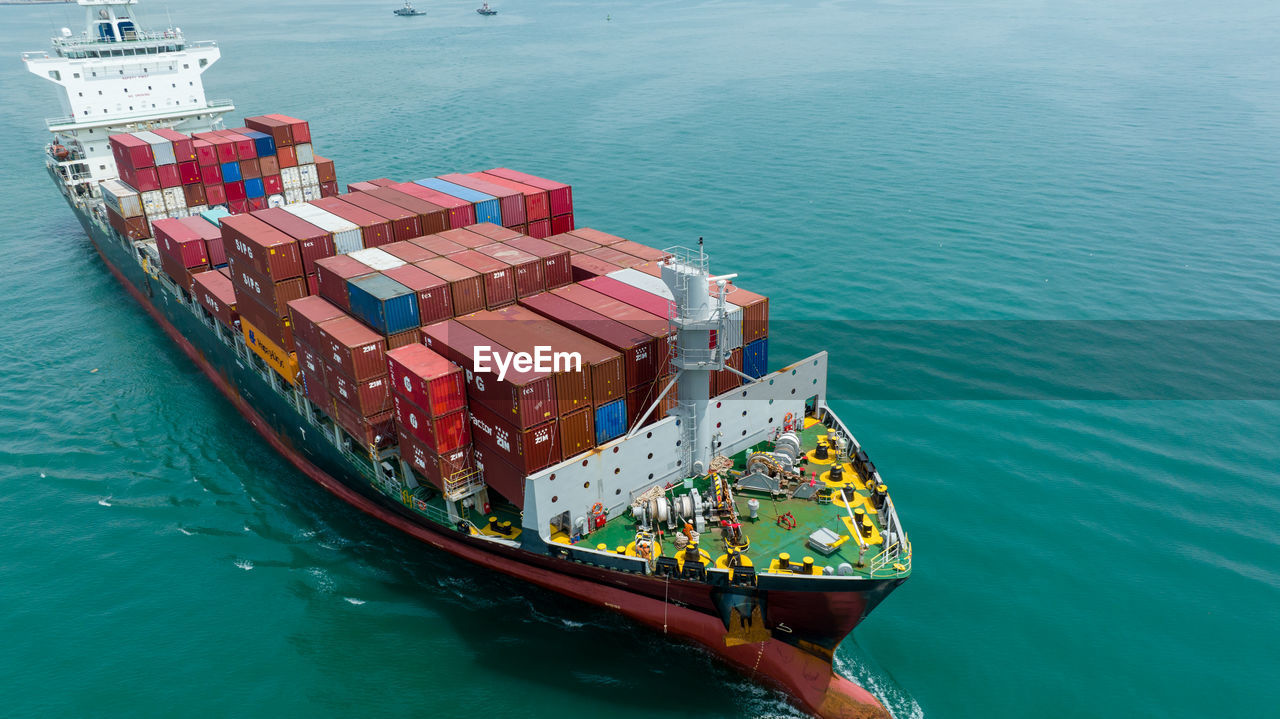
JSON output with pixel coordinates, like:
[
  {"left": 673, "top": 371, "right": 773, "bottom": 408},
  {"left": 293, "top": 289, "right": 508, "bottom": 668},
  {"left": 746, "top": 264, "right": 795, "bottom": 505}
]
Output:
[
  {"left": 343, "top": 597, "right": 365, "bottom": 605},
  {"left": 98, "top": 496, "right": 112, "bottom": 507},
  {"left": 834, "top": 653, "right": 924, "bottom": 719},
  {"left": 233, "top": 558, "right": 253, "bottom": 571}
]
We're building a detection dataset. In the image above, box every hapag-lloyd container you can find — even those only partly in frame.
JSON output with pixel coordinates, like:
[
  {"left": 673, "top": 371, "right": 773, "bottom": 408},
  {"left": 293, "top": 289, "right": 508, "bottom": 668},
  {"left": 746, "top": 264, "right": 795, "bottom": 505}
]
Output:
[
  {"left": 566, "top": 227, "right": 625, "bottom": 246},
  {"left": 193, "top": 270, "right": 238, "bottom": 329},
  {"left": 381, "top": 264, "right": 453, "bottom": 325},
  {"left": 363, "top": 187, "right": 450, "bottom": 236},
  {"left": 594, "top": 398, "right": 627, "bottom": 444},
  {"left": 287, "top": 295, "right": 346, "bottom": 351},
  {"left": 475, "top": 243, "right": 544, "bottom": 298},
  {"left": 438, "top": 173, "right": 526, "bottom": 227},
  {"left": 254, "top": 207, "right": 336, "bottom": 275},
  {"left": 393, "top": 394, "right": 470, "bottom": 453},
  {"left": 557, "top": 405, "right": 595, "bottom": 460},
  {"left": 385, "top": 344, "right": 466, "bottom": 418},
  {"left": 570, "top": 254, "right": 622, "bottom": 282},
  {"left": 469, "top": 172, "right": 549, "bottom": 221},
  {"left": 542, "top": 232, "right": 600, "bottom": 254},
  {"left": 503, "top": 236, "right": 572, "bottom": 289},
  {"left": 415, "top": 178, "right": 502, "bottom": 226},
  {"left": 338, "top": 191, "right": 422, "bottom": 242},
  {"left": 422, "top": 320, "right": 558, "bottom": 429},
  {"left": 220, "top": 214, "right": 304, "bottom": 279},
  {"left": 519, "top": 292, "right": 662, "bottom": 390},
  {"left": 744, "top": 337, "right": 769, "bottom": 378},
  {"left": 411, "top": 234, "right": 468, "bottom": 256},
  {"left": 447, "top": 250, "right": 517, "bottom": 309},
  {"left": 398, "top": 427, "right": 471, "bottom": 491},
  {"left": 609, "top": 267, "right": 745, "bottom": 350},
  {"left": 282, "top": 203, "right": 364, "bottom": 254},
  {"left": 328, "top": 370, "right": 393, "bottom": 417},
  {"left": 483, "top": 168, "right": 573, "bottom": 218},
  {"left": 311, "top": 196, "right": 393, "bottom": 248},
  {"left": 415, "top": 257, "right": 486, "bottom": 316},
  {"left": 380, "top": 240, "right": 436, "bottom": 264},
  {"left": 314, "top": 255, "right": 373, "bottom": 310},
  {"left": 467, "top": 400, "right": 559, "bottom": 475},
  {"left": 393, "top": 182, "right": 476, "bottom": 228},
  {"left": 316, "top": 316, "right": 388, "bottom": 381},
  {"left": 347, "top": 274, "right": 420, "bottom": 335}
]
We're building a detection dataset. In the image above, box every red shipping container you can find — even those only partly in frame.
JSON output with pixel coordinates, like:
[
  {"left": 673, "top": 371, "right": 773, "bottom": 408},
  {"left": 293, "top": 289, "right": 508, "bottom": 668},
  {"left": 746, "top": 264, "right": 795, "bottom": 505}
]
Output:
[
  {"left": 415, "top": 257, "right": 485, "bottom": 316},
  {"left": 339, "top": 192, "right": 421, "bottom": 242},
  {"left": 398, "top": 429, "right": 471, "bottom": 492},
  {"left": 236, "top": 285, "right": 294, "bottom": 350},
  {"left": 132, "top": 166, "right": 160, "bottom": 192},
  {"left": 263, "top": 174, "right": 283, "bottom": 195},
  {"left": 475, "top": 243, "right": 544, "bottom": 298},
  {"left": 157, "top": 164, "right": 182, "bottom": 189},
  {"left": 311, "top": 196, "right": 393, "bottom": 248},
  {"left": 316, "top": 316, "right": 387, "bottom": 381},
  {"left": 387, "top": 328, "right": 421, "bottom": 350},
  {"left": 228, "top": 198, "right": 249, "bottom": 214},
  {"left": 153, "top": 218, "right": 209, "bottom": 268},
  {"left": 248, "top": 195, "right": 267, "bottom": 211},
  {"left": 568, "top": 228, "right": 627, "bottom": 247},
  {"left": 306, "top": 273, "right": 319, "bottom": 296},
  {"left": 504, "top": 236, "right": 572, "bottom": 289},
  {"left": 526, "top": 219, "right": 551, "bottom": 239},
  {"left": 109, "top": 133, "right": 153, "bottom": 170},
  {"left": 386, "top": 343, "right": 466, "bottom": 418},
  {"left": 484, "top": 168, "right": 573, "bottom": 218},
  {"left": 245, "top": 115, "right": 293, "bottom": 148},
  {"left": 106, "top": 205, "right": 149, "bottom": 240},
  {"left": 151, "top": 128, "right": 196, "bottom": 163},
  {"left": 220, "top": 131, "right": 257, "bottom": 160},
  {"left": 267, "top": 114, "right": 311, "bottom": 144},
  {"left": 586, "top": 246, "right": 646, "bottom": 269},
  {"left": 258, "top": 155, "right": 280, "bottom": 177},
  {"left": 204, "top": 183, "right": 227, "bottom": 206},
  {"left": 472, "top": 443, "right": 527, "bottom": 506},
  {"left": 254, "top": 207, "right": 336, "bottom": 275},
  {"left": 726, "top": 283, "right": 770, "bottom": 343},
  {"left": 200, "top": 163, "right": 222, "bottom": 185},
  {"left": 393, "top": 395, "right": 470, "bottom": 453},
  {"left": 467, "top": 222, "right": 522, "bottom": 242},
  {"left": 472, "top": 172, "right": 549, "bottom": 221},
  {"left": 436, "top": 227, "right": 493, "bottom": 249},
  {"left": 182, "top": 183, "right": 207, "bottom": 209},
  {"left": 551, "top": 212, "right": 576, "bottom": 234},
  {"left": 613, "top": 240, "right": 671, "bottom": 262},
  {"left": 159, "top": 256, "right": 207, "bottom": 294},
  {"left": 224, "top": 181, "right": 247, "bottom": 202},
  {"left": 364, "top": 187, "right": 449, "bottom": 236},
  {"left": 381, "top": 240, "right": 436, "bottom": 264},
  {"left": 193, "top": 270, "right": 238, "bottom": 328},
  {"left": 570, "top": 254, "right": 622, "bottom": 282},
  {"left": 193, "top": 139, "right": 218, "bottom": 167},
  {"left": 520, "top": 291, "right": 662, "bottom": 390},
  {"left": 320, "top": 181, "right": 340, "bottom": 198},
  {"left": 422, "top": 319, "right": 558, "bottom": 428},
  {"left": 438, "top": 173, "right": 526, "bottom": 227},
  {"left": 276, "top": 145, "right": 298, "bottom": 168},
  {"left": 329, "top": 369, "right": 393, "bottom": 417},
  {"left": 333, "top": 401, "right": 395, "bottom": 449},
  {"left": 239, "top": 158, "right": 262, "bottom": 181},
  {"left": 194, "top": 132, "right": 236, "bottom": 164},
  {"left": 221, "top": 213, "right": 304, "bottom": 279},
  {"left": 314, "top": 157, "right": 336, "bottom": 183},
  {"left": 287, "top": 295, "right": 346, "bottom": 350},
  {"left": 347, "top": 181, "right": 380, "bottom": 193},
  {"left": 467, "top": 400, "right": 559, "bottom": 475},
  {"left": 558, "top": 406, "right": 595, "bottom": 461},
  {"left": 314, "top": 255, "right": 373, "bottom": 310},
  {"left": 230, "top": 260, "right": 307, "bottom": 317},
  {"left": 297, "top": 342, "right": 330, "bottom": 407},
  {"left": 448, "top": 250, "right": 517, "bottom": 309},
  {"left": 411, "top": 235, "right": 467, "bottom": 256},
  {"left": 177, "top": 215, "right": 225, "bottom": 267},
  {"left": 542, "top": 232, "right": 600, "bottom": 254},
  {"left": 178, "top": 161, "right": 201, "bottom": 185},
  {"left": 382, "top": 264, "right": 453, "bottom": 325},
  {"left": 553, "top": 283, "right": 672, "bottom": 363},
  {"left": 391, "top": 182, "right": 475, "bottom": 229}
]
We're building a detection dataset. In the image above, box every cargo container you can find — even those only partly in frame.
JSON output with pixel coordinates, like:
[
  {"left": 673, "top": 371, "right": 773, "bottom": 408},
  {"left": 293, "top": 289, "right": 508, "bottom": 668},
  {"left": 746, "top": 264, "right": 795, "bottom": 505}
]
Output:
[
  {"left": 567, "top": 227, "right": 625, "bottom": 246},
  {"left": 727, "top": 284, "right": 769, "bottom": 343},
  {"left": 316, "top": 316, "right": 387, "bottom": 381},
  {"left": 716, "top": 346, "right": 745, "bottom": 396},
  {"left": 433, "top": 227, "right": 491, "bottom": 249},
  {"left": 347, "top": 247, "right": 406, "bottom": 272},
  {"left": 466, "top": 222, "right": 522, "bottom": 242},
  {"left": 472, "top": 443, "right": 527, "bottom": 506},
  {"left": 220, "top": 214, "right": 304, "bottom": 279},
  {"left": 447, "top": 250, "right": 517, "bottom": 309},
  {"left": 410, "top": 234, "right": 468, "bottom": 256},
  {"left": 363, "top": 187, "right": 449, "bottom": 236},
  {"left": 744, "top": 337, "right": 768, "bottom": 378},
  {"left": 153, "top": 218, "right": 209, "bottom": 268},
  {"left": 380, "top": 240, "right": 435, "bottom": 264},
  {"left": 551, "top": 283, "right": 673, "bottom": 365},
  {"left": 133, "top": 130, "right": 177, "bottom": 165},
  {"left": 219, "top": 131, "right": 257, "bottom": 160},
  {"left": 611, "top": 240, "right": 671, "bottom": 263},
  {"left": 415, "top": 178, "right": 501, "bottom": 226},
  {"left": 475, "top": 243, "right": 544, "bottom": 298},
  {"left": 314, "top": 255, "right": 372, "bottom": 310},
  {"left": 178, "top": 161, "right": 201, "bottom": 185},
  {"left": 594, "top": 398, "right": 627, "bottom": 444},
  {"left": 609, "top": 268, "right": 744, "bottom": 350},
  {"left": 253, "top": 207, "right": 335, "bottom": 275},
  {"left": 558, "top": 405, "right": 595, "bottom": 461},
  {"left": 570, "top": 254, "right": 623, "bottom": 282},
  {"left": 311, "top": 196, "right": 393, "bottom": 248},
  {"left": 282, "top": 203, "right": 363, "bottom": 254},
  {"left": 239, "top": 129, "right": 276, "bottom": 158},
  {"left": 386, "top": 327, "right": 421, "bottom": 350},
  {"left": 467, "top": 401, "right": 559, "bottom": 476},
  {"left": 265, "top": 113, "right": 311, "bottom": 143},
  {"left": 525, "top": 219, "right": 551, "bottom": 239},
  {"left": 393, "top": 394, "right": 469, "bottom": 453},
  {"left": 586, "top": 246, "right": 647, "bottom": 269},
  {"left": 382, "top": 264, "right": 453, "bottom": 325},
  {"left": 193, "top": 131, "right": 235, "bottom": 164},
  {"left": 241, "top": 315, "right": 299, "bottom": 384},
  {"left": 277, "top": 145, "right": 298, "bottom": 168},
  {"left": 385, "top": 344, "right": 466, "bottom": 418},
  {"left": 157, "top": 163, "right": 182, "bottom": 189},
  {"left": 204, "top": 183, "right": 227, "bottom": 206},
  {"left": 230, "top": 260, "right": 307, "bottom": 317},
  {"left": 110, "top": 133, "right": 154, "bottom": 169},
  {"left": 181, "top": 182, "right": 206, "bottom": 209},
  {"left": 421, "top": 320, "right": 558, "bottom": 429},
  {"left": 542, "top": 232, "right": 599, "bottom": 254},
  {"left": 200, "top": 206, "right": 230, "bottom": 227},
  {"left": 296, "top": 342, "right": 330, "bottom": 408},
  {"left": 347, "top": 274, "right": 420, "bottom": 336},
  {"left": 99, "top": 178, "right": 143, "bottom": 218},
  {"left": 236, "top": 287, "right": 293, "bottom": 349},
  {"left": 392, "top": 182, "right": 475, "bottom": 228},
  {"left": 338, "top": 192, "right": 421, "bottom": 242},
  {"left": 244, "top": 115, "right": 292, "bottom": 148},
  {"left": 415, "top": 257, "right": 486, "bottom": 316},
  {"left": 193, "top": 270, "right": 238, "bottom": 329},
  {"left": 287, "top": 296, "right": 346, "bottom": 351},
  {"left": 151, "top": 128, "right": 196, "bottom": 162},
  {"left": 438, "top": 173, "right": 525, "bottom": 227},
  {"left": 483, "top": 168, "right": 573, "bottom": 218},
  {"left": 328, "top": 369, "right": 393, "bottom": 416},
  {"left": 520, "top": 291, "right": 662, "bottom": 389},
  {"left": 241, "top": 160, "right": 262, "bottom": 183},
  {"left": 504, "top": 237, "right": 572, "bottom": 289},
  {"left": 625, "top": 377, "right": 675, "bottom": 428},
  {"left": 398, "top": 428, "right": 471, "bottom": 491},
  {"left": 332, "top": 400, "right": 395, "bottom": 450},
  {"left": 470, "top": 172, "right": 549, "bottom": 221},
  {"left": 181, "top": 215, "right": 225, "bottom": 267},
  {"left": 193, "top": 139, "right": 218, "bottom": 167}
]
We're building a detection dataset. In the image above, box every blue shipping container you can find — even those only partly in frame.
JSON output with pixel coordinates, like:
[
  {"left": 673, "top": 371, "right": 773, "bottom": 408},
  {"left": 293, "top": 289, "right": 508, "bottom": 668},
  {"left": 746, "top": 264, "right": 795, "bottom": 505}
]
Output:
[
  {"left": 744, "top": 338, "right": 768, "bottom": 378},
  {"left": 594, "top": 398, "right": 628, "bottom": 444},
  {"left": 244, "top": 177, "right": 265, "bottom": 198},
  {"left": 347, "top": 274, "right": 420, "bottom": 335},
  {"left": 415, "top": 177, "right": 503, "bottom": 226},
  {"left": 220, "top": 161, "right": 242, "bottom": 183},
  {"left": 241, "top": 129, "right": 276, "bottom": 157},
  {"left": 200, "top": 206, "right": 230, "bottom": 226}
]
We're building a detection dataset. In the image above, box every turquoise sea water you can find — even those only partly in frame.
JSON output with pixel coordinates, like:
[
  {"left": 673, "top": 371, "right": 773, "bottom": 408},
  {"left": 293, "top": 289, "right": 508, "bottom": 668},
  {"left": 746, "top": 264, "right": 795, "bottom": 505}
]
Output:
[{"left": 2, "top": 1, "right": 1277, "bottom": 716}]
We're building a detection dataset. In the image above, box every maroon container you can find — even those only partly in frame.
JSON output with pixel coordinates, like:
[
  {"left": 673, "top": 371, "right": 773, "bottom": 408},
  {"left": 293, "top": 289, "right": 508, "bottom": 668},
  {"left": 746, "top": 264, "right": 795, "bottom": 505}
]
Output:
[
  {"left": 287, "top": 296, "right": 346, "bottom": 350},
  {"left": 182, "top": 183, "right": 206, "bottom": 208},
  {"left": 466, "top": 222, "right": 523, "bottom": 242},
  {"left": 473, "top": 172, "right": 549, "bottom": 221},
  {"left": 472, "top": 443, "right": 527, "bottom": 506},
  {"left": 467, "top": 400, "right": 559, "bottom": 475},
  {"left": 526, "top": 219, "right": 551, "bottom": 239},
  {"left": 178, "top": 161, "right": 201, "bottom": 185},
  {"left": 297, "top": 342, "right": 330, "bottom": 408},
  {"left": 570, "top": 254, "right": 622, "bottom": 282},
  {"left": 153, "top": 218, "right": 209, "bottom": 268},
  {"left": 347, "top": 181, "right": 380, "bottom": 193},
  {"left": 475, "top": 243, "right": 544, "bottom": 298},
  {"left": 328, "top": 369, "right": 393, "bottom": 417},
  {"left": 483, "top": 168, "right": 573, "bottom": 218},
  {"left": 150, "top": 128, "right": 196, "bottom": 163},
  {"left": 558, "top": 406, "right": 596, "bottom": 461},
  {"left": 254, "top": 207, "right": 336, "bottom": 275},
  {"left": 338, "top": 192, "right": 422, "bottom": 242},
  {"left": 387, "top": 328, "right": 422, "bottom": 350},
  {"left": 436, "top": 227, "right": 492, "bottom": 249},
  {"left": 236, "top": 287, "right": 294, "bottom": 350},
  {"left": 218, "top": 130, "right": 257, "bottom": 160},
  {"left": 245, "top": 115, "right": 293, "bottom": 147},
  {"left": 415, "top": 257, "right": 486, "bottom": 316},
  {"left": 106, "top": 206, "right": 149, "bottom": 240},
  {"left": 393, "top": 395, "right": 470, "bottom": 453},
  {"left": 550, "top": 213, "right": 575, "bottom": 235},
  {"left": 438, "top": 173, "right": 527, "bottom": 227},
  {"left": 259, "top": 155, "right": 280, "bottom": 176},
  {"left": 586, "top": 246, "right": 646, "bottom": 269},
  {"left": 543, "top": 232, "right": 600, "bottom": 254},
  {"left": 411, "top": 235, "right": 467, "bottom": 256},
  {"left": 364, "top": 187, "right": 449, "bottom": 236},
  {"left": 568, "top": 227, "right": 624, "bottom": 246},
  {"left": 314, "top": 255, "right": 373, "bottom": 311},
  {"left": 220, "top": 214, "right": 304, "bottom": 279},
  {"left": 393, "top": 183, "right": 475, "bottom": 228},
  {"left": 716, "top": 347, "right": 745, "bottom": 396},
  {"left": 382, "top": 264, "right": 454, "bottom": 325},
  {"left": 157, "top": 164, "right": 181, "bottom": 189},
  {"left": 314, "top": 157, "right": 336, "bottom": 184},
  {"left": 448, "top": 250, "right": 517, "bottom": 309},
  {"left": 199, "top": 163, "right": 222, "bottom": 185},
  {"left": 386, "top": 344, "right": 466, "bottom": 418},
  {"left": 553, "top": 283, "right": 672, "bottom": 367},
  {"left": 422, "top": 319, "right": 558, "bottom": 428},
  {"left": 316, "top": 316, "right": 388, "bottom": 381},
  {"left": 193, "top": 131, "right": 234, "bottom": 164},
  {"left": 380, "top": 240, "right": 436, "bottom": 264},
  {"left": 266, "top": 113, "right": 311, "bottom": 144},
  {"left": 239, "top": 158, "right": 262, "bottom": 181},
  {"left": 230, "top": 259, "right": 308, "bottom": 317},
  {"left": 193, "top": 270, "right": 238, "bottom": 328},
  {"left": 311, "top": 196, "right": 393, "bottom": 248},
  {"left": 109, "top": 133, "right": 153, "bottom": 170},
  {"left": 520, "top": 291, "right": 662, "bottom": 389},
  {"left": 398, "top": 428, "right": 471, "bottom": 491},
  {"left": 333, "top": 401, "right": 395, "bottom": 449},
  {"left": 504, "top": 236, "right": 572, "bottom": 289}
]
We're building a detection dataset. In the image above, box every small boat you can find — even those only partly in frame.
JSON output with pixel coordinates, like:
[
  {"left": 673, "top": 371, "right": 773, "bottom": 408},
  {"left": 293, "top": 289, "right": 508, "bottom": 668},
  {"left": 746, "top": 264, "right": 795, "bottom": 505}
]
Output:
[
  {"left": 476, "top": 2, "right": 497, "bottom": 15},
  {"left": 393, "top": 2, "right": 425, "bottom": 16}
]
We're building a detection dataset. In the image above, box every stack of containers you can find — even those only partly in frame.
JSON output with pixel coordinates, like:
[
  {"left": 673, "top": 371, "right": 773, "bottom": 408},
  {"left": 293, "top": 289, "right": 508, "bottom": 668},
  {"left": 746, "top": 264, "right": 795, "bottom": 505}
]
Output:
[
  {"left": 287, "top": 296, "right": 347, "bottom": 411},
  {"left": 542, "top": 231, "right": 601, "bottom": 254},
  {"left": 414, "top": 255, "right": 487, "bottom": 316},
  {"left": 311, "top": 196, "right": 392, "bottom": 248},
  {"left": 100, "top": 178, "right": 150, "bottom": 240},
  {"left": 467, "top": 172, "right": 550, "bottom": 238},
  {"left": 178, "top": 215, "right": 227, "bottom": 268},
  {"left": 193, "top": 269, "right": 239, "bottom": 330},
  {"left": 151, "top": 128, "right": 206, "bottom": 215},
  {"left": 438, "top": 173, "right": 527, "bottom": 232},
  {"left": 391, "top": 182, "right": 476, "bottom": 228},
  {"left": 385, "top": 344, "right": 470, "bottom": 490},
  {"left": 483, "top": 168, "right": 575, "bottom": 234},
  {"left": 435, "top": 227, "right": 494, "bottom": 249},
  {"left": 359, "top": 187, "right": 450, "bottom": 235},
  {"left": 446, "top": 249, "right": 517, "bottom": 310},
  {"left": 313, "top": 314, "right": 395, "bottom": 448},
  {"left": 422, "top": 320, "right": 560, "bottom": 505},
  {"left": 282, "top": 203, "right": 364, "bottom": 254},
  {"left": 565, "top": 227, "right": 624, "bottom": 246},
  {"left": 474, "top": 243, "right": 545, "bottom": 298},
  {"left": 338, "top": 192, "right": 422, "bottom": 242},
  {"left": 152, "top": 217, "right": 210, "bottom": 292},
  {"left": 253, "top": 207, "right": 337, "bottom": 294},
  {"left": 726, "top": 284, "right": 770, "bottom": 378},
  {"left": 415, "top": 178, "right": 502, "bottom": 226},
  {"left": 220, "top": 214, "right": 306, "bottom": 379},
  {"left": 227, "top": 125, "right": 283, "bottom": 208},
  {"left": 499, "top": 236, "right": 572, "bottom": 289},
  {"left": 466, "top": 222, "right": 522, "bottom": 242},
  {"left": 314, "top": 254, "right": 373, "bottom": 311}
]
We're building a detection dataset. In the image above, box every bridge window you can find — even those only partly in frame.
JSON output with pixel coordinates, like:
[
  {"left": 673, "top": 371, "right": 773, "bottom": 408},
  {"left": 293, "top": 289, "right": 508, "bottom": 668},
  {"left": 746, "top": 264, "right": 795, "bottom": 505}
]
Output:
[
  {"left": 73, "top": 73, "right": 79, "bottom": 79},
  {"left": 48, "top": 70, "right": 60, "bottom": 80},
  {"left": 199, "top": 59, "right": 208, "bottom": 68}
]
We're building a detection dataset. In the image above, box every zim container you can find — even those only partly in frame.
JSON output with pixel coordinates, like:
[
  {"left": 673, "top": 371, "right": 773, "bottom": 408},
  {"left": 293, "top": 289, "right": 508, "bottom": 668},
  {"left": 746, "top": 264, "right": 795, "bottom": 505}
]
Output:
[
  {"left": 220, "top": 213, "right": 304, "bottom": 279},
  {"left": 448, "top": 250, "right": 517, "bottom": 309},
  {"left": 347, "top": 273, "right": 421, "bottom": 336},
  {"left": 386, "top": 343, "right": 467, "bottom": 418},
  {"left": 593, "top": 398, "right": 627, "bottom": 444},
  {"left": 287, "top": 295, "right": 346, "bottom": 351},
  {"left": 467, "top": 400, "right": 559, "bottom": 476},
  {"left": 475, "top": 243, "right": 544, "bottom": 298},
  {"left": 472, "top": 443, "right": 527, "bottom": 507},
  {"left": 483, "top": 168, "right": 573, "bottom": 217},
  {"left": 520, "top": 292, "right": 662, "bottom": 390},
  {"left": 421, "top": 319, "right": 558, "bottom": 429},
  {"left": 393, "top": 395, "right": 470, "bottom": 453},
  {"left": 314, "top": 255, "right": 372, "bottom": 311},
  {"left": 439, "top": 173, "right": 526, "bottom": 227},
  {"left": 392, "top": 182, "right": 476, "bottom": 228},
  {"left": 316, "top": 316, "right": 388, "bottom": 382},
  {"left": 297, "top": 342, "right": 330, "bottom": 409},
  {"left": 398, "top": 428, "right": 471, "bottom": 492},
  {"left": 415, "top": 257, "right": 486, "bottom": 316},
  {"left": 382, "top": 264, "right": 454, "bottom": 325},
  {"left": 329, "top": 370, "right": 393, "bottom": 417},
  {"left": 504, "top": 236, "right": 572, "bottom": 289}
]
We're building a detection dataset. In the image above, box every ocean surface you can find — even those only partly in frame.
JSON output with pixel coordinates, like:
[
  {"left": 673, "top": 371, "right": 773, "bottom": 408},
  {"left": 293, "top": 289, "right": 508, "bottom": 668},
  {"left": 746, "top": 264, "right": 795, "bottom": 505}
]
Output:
[{"left": 1, "top": 1, "right": 1277, "bottom": 716}]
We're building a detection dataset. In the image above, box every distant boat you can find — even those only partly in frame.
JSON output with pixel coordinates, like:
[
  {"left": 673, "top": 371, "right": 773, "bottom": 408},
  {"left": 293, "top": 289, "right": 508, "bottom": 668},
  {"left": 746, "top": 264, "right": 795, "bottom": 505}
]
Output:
[
  {"left": 476, "top": 2, "right": 497, "bottom": 15},
  {"left": 393, "top": 2, "right": 425, "bottom": 16}
]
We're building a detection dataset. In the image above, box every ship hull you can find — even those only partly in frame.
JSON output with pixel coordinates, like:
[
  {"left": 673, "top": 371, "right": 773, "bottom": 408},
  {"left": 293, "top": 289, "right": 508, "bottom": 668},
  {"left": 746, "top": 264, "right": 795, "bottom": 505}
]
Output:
[{"left": 66, "top": 190, "right": 895, "bottom": 719}]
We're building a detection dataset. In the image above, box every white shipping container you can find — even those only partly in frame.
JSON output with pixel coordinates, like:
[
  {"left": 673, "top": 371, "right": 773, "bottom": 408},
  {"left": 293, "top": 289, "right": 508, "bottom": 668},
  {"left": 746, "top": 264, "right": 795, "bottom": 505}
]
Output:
[
  {"left": 141, "top": 190, "right": 165, "bottom": 216},
  {"left": 609, "top": 267, "right": 745, "bottom": 350},
  {"left": 188, "top": 205, "right": 208, "bottom": 216},
  {"left": 294, "top": 143, "right": 314, "bottom": 165},
  {"left": 281, "top": 166, "right": 302, "bottom": 189},
  {"left": 99, "top": 178, "right": 143, "bottom": 218},
  {"left": 283, "top": 187, "right": 304, "bottom": 204},
  {"left": 301, "top": 185, "right": 320, "bottom": 201},
  {"left": 347, "top": 248, "right": 405, "bottom": 271},
  {"left": 282, "top": 203, "right": 364, "bottom": 254},
  {"left": 300, "top": 164, "right": 319, "bottom": 185},
  {"left": 267, "top": 194, "right": 286, "bottom": 208},
  {"left": 162, "top": 187, "right": 187, "bottom": 212}
]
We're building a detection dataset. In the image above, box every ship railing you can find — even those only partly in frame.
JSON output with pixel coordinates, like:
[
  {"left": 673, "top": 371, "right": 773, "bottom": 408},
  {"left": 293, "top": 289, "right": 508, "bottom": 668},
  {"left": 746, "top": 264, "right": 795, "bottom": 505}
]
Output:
[
  {"left": 52, "top": 29, "right": 197, "bottom": 48},
  {"left": 45, "top": 98, "right": 234, "bottom": 129},
  {"left": 443, "top": 468, "right": 484, "bottom": 501}
]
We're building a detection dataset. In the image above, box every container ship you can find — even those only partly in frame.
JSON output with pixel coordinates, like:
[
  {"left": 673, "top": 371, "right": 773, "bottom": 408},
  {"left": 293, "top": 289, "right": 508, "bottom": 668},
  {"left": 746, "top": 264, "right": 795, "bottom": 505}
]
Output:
[{"left": 22, "top": 2, "right": 912, "bottom": 717}]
